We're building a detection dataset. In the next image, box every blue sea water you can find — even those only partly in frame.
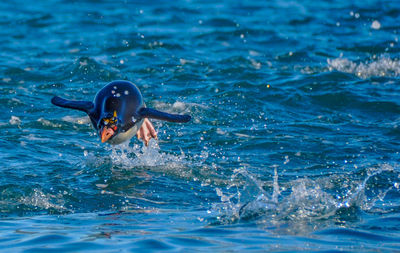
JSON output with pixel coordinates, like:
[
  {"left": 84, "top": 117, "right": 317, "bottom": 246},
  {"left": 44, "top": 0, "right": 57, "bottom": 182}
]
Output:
[{"left": 1, "top": 0, "right": 400, "bottom": 251}]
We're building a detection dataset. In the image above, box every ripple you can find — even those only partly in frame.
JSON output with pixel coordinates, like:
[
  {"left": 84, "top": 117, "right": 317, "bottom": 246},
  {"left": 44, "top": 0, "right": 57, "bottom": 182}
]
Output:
[
  {"left": 317, "top": 228, "right": 397, "bottom": 242},
  {"left": 63, "top": 57, "right": 123, "bottom": 82}
]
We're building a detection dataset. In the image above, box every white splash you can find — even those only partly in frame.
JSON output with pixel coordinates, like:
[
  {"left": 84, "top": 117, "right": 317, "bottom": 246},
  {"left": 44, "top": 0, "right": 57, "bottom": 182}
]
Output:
[
  {"left": 62, "top": 115, "right": 90, "bottom": 125},
  {"left": 104, "top": 140, "right": 226, "bottom": 187},
  {"left": 9, "top": 116, "right": 21, "bottom": 125},
  {"left": 109, "top": 140, "right": 186, "bottom": 167},
  {"left": 104, "top": 140, "right": 200, "bottom": 183},
  {"left": 21, "top": 188, "right": 66, "bottom": 211},
  {"left": 212, "top": 164, "right": 398, "bottom": 234},
  {"left": 37, "top": 117, "right": 62, "bottom": 128},
  {"left": 152, "top": 100, "right": 206, "bottom": 114},
  {"left": 327, "top": 57, "right": 400, "bottom": 79}
]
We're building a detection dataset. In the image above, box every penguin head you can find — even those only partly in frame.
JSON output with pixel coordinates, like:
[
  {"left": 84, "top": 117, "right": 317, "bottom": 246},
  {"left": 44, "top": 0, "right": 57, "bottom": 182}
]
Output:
[{"left": 98, "top": 110, "right": 120, "bottom": 143}]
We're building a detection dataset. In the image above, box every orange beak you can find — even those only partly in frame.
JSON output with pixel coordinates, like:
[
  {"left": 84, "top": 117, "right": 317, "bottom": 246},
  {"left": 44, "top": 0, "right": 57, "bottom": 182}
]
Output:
[{"left": 101, "top": 126, "right": 115, "bottom": 143}]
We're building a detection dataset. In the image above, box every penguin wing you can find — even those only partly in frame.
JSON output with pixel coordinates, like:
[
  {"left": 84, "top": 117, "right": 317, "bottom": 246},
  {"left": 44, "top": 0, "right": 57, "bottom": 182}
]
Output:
[
  {"left": 51, "top": 96, "right": 94, "bottom": 114},
  {"left": 139, "top": 107, "right": 191, "bottom": 123}
]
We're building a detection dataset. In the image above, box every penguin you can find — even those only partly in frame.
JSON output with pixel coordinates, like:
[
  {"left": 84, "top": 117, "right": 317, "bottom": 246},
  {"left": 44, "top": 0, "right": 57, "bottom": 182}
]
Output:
[{"left": 51, "top": 80, "right": 191, "bottom": 145}]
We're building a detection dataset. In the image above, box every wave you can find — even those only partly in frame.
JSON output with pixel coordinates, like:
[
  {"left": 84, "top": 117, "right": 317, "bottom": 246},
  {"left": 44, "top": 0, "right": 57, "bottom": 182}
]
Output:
[{"left": 327, "top": 57, "right": 400, "bottom": 79}]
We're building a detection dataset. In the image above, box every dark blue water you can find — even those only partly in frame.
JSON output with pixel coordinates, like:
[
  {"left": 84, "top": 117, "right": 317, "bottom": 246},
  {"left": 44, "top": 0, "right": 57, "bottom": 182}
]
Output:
[{"left": 1, "top": 0, "right": 400, "bottom": 251}]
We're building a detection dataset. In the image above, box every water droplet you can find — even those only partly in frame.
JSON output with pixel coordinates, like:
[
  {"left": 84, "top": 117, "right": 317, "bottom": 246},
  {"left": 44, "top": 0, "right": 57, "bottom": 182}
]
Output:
[
  {"left": 371, "top": 20, "right": 381, "bottom": 30},
  {"left": 284, "top": 155, "right": 290, "bottom": 164},
  {"left": 124, "top": 90, "right": 129, "bottom": 95},
  {"left": 116, "top": 93, "right": 121, "bottom": 97}
]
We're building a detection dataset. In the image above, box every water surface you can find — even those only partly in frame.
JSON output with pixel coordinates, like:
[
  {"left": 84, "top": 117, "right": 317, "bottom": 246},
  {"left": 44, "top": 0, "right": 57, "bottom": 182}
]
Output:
[{"left": 1, "top": 0, "right": 400, "bottom": 251}]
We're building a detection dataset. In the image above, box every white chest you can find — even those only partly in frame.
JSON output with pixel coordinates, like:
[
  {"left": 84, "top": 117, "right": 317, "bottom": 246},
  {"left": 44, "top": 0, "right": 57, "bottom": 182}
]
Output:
[{"left": 107, "top": 119, "right": 144, "bottom": 145}]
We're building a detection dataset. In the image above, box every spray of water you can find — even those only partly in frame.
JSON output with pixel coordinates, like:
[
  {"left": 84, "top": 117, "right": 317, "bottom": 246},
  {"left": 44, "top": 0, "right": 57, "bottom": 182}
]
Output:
[
  {"left": 109, "top": 140, "right": 187, "bottom": 168},
  {"left": 103, "top": 139, "right": 228, "bottom": 188},
  {"left": 211, "top": 163, "right": 399, "bottom": 234}
]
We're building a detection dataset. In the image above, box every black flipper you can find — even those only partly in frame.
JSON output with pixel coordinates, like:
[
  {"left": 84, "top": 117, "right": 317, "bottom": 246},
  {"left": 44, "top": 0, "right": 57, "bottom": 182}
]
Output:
[
  {"left": 51, "top": 96, "right": 94, "bottom": 114},
  {"left": 139, "top": 107, "right": 191, "bottom": 123}
]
